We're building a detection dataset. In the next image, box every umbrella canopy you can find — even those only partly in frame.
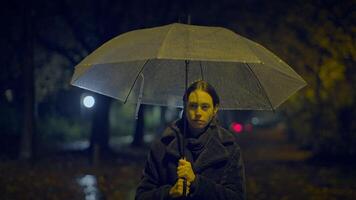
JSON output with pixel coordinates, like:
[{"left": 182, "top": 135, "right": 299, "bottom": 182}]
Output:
[{"left": 71, "top": 23, "right": 306, "bottom": 110}]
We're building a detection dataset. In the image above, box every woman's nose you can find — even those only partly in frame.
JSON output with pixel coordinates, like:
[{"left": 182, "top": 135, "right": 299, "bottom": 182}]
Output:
[{"left": 195, "top": 108, "right": 202, "bottom": 116}]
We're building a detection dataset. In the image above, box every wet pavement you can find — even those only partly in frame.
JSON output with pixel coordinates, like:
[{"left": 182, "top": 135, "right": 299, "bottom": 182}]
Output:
[{"left": 1, "top": 128, "right": 355, "bottom": 199}]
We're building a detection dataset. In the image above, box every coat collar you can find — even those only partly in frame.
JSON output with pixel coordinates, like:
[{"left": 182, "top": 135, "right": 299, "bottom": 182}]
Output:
[{"left": 161, "top": 118, "right": 236, "bottom": 173}]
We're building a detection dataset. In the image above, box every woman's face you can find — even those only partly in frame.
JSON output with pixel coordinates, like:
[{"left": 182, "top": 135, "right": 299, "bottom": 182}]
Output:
[{"left": 186, "top": 89, "right": 218, "bottom": 130}]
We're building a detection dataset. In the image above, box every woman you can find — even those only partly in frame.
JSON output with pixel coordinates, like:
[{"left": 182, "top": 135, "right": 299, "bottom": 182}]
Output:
[{"left": 135, "top": 80, "right": 246, "bottom": 200}]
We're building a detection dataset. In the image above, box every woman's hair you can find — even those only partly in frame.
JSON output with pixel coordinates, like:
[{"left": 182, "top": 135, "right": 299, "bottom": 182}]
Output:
[{"left": 183, "top": 80, "right": 220, "bottom": 107}]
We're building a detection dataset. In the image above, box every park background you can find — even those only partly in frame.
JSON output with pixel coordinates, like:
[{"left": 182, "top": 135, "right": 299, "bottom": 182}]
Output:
[{"left": 0, "top": 0, "right": 355, "bottom": 199}]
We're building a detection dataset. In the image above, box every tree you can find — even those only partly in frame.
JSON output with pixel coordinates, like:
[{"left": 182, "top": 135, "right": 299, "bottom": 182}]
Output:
[
  {"left": 19, "top": 1, "right": 36, "bottom": 160},
  {"left": 243, "top": 0, "right": 356, "bottom": 157},
  {"left": 131, "top": 105, "right": 145, "bottom": 147}
]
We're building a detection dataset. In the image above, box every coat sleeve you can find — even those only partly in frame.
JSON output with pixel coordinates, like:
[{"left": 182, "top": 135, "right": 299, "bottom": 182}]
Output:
[
  {"left": 135, "top": 142, "right": 173, "bottom": 200},
  {"left": 189, "top": 146, "right": 246, "bottom": 200}
]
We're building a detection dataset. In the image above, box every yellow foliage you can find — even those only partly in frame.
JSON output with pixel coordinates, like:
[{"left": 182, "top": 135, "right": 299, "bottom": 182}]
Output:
[
  {"left": 319, "top": 59, "right": 345, "bottom": 89},
  {"left": 305, "top": 88, "right": 315, "bottom": 103}
]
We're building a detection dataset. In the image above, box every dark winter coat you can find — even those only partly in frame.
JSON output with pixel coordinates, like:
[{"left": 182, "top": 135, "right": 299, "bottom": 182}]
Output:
[{"left": 135, "top": 118, "right": 246, "bottom": 200}]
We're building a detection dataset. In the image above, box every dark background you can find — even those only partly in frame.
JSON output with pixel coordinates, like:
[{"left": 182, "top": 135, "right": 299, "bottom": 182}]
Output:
[{"left": 0, "top": 0, "right": 355, "bottom": 199}]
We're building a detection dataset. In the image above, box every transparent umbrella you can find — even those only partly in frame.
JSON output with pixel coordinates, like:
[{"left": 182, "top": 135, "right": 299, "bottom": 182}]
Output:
[{"left": 71, "top": 23, "right": 306, "bottom": 112}]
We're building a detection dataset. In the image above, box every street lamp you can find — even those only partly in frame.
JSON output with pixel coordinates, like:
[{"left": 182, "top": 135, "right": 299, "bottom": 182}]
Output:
[{"left": 83, "top": 95, "right": 95, "bottom": 108}]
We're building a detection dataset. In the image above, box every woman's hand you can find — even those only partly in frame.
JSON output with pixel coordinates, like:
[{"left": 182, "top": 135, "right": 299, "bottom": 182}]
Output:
[
  {"left": 169, "top": 158, "right": 196, "bottom": 198},
  {"left": 169, "top": 178, "right": 191, "bottom": 198},
  {"left": 177, "top": 158, "right": 196, "bottom": 183}
]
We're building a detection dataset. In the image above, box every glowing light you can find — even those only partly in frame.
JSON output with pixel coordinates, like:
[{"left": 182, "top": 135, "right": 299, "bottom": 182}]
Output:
[
  {"left": 251, "top": 117, "right": 259, "bottom": 125},
  {"left": 83, "top": 96, "right": 95, "bottom": 108},
  {"left": 231, "top": 122, "right": 243, "bottom": 133}
]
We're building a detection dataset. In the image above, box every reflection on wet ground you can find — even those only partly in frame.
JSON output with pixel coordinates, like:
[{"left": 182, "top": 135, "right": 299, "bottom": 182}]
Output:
[{"left": 76, "top": 175, "right": 100, "bottom": 200}]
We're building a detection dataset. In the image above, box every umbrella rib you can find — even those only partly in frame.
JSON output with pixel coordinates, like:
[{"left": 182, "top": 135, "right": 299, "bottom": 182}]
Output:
[
  {"left": 245, "top": 63, "right": 275, "bottom": 111},
  {"left": 123, "top": 59, "right": 150, "bottom": 104},
  {"left": 157, "top": 24, "right": 174, "bottom": 58}
]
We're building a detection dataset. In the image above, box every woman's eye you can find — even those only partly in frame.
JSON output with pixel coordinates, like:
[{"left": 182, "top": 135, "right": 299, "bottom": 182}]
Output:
[
  {"left": 202, "top": 105, "right": 210, "bottom": 110},
  {"left": 189, "top": 104, "right": 198, "bottom": 109}
]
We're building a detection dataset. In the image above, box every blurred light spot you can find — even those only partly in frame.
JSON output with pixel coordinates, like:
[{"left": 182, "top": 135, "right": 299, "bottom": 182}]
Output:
[
  {"left": 83, "top": 96, "right": 95, "bottom": 108},
  {"left": 251, "top": 117, "right": 259, "bottom": 125},
  {"left": 231, "top": 122, "right": 243, "bottom": 133},
  {"left": 5, "top": 89, "right": 13, "bottom": 102},
  {"left": 77, "top": 174, "right": 99, "bottom": 200},
  {"left": 244, "top": 123, "right": 253, "bottom": 132}
]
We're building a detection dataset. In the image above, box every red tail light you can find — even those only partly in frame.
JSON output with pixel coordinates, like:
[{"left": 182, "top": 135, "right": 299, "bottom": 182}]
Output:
[{"left": 231, "top": 122, "right": 243, "bottom": 133}]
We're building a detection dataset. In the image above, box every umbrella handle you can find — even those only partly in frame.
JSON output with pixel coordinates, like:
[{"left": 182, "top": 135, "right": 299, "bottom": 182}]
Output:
[
  {"left": 181, "top": 60, "right": 189, "bottom": 197},
  {"left": 182, "top": 177, "right": 187, "bottom": 196}
]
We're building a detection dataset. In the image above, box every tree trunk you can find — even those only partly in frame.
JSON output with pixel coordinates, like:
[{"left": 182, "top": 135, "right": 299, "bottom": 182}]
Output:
[
  {"left": 19, "top": 3, "right": 35, "bottom": 161},
  {"left": 89, "top": 94, "right": 112, "bottom": 164},
  {"left": 159, "top": 106, "right": 168, "bottom": 133},
  {"left": 131, "top": 105, "right": 145, "bottom": 147},
  {"left": 311, "top": 66, "right": 323, "bottom": 154}
]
